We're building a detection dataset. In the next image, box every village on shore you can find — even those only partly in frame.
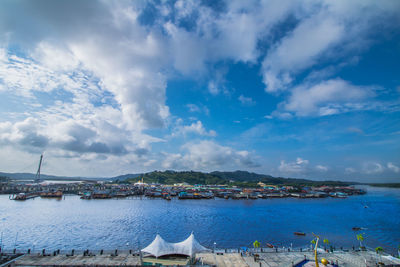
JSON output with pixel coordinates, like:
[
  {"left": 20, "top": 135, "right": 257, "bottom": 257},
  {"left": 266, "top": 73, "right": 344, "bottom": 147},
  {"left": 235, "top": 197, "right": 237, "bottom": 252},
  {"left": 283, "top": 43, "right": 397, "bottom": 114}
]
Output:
[{"left": 1, "top": 177, "right": 366, "bottom": 201}]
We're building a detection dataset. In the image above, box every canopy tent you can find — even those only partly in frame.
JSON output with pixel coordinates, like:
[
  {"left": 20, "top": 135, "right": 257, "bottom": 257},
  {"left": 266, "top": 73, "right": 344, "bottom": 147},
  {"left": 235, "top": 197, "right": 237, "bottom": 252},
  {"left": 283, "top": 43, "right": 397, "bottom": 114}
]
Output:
[
  {"left": 141, "top": 234, "right": 174, "bottom": 258},
  {"left": 141, "top": 233, "right": 210, "bottom": 258},
  {"left": 173, "top": 233, "right": 209, "bottom": 256}
]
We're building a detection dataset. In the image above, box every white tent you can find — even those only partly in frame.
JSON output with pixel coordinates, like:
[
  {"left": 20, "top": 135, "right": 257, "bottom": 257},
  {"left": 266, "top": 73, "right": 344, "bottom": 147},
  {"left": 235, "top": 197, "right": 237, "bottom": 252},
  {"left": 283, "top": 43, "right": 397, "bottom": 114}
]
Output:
[
  {"left": 141, "top": 234, "right": 175, "bottom": 258},
  {"left": 173, "top": 232, "right": 210, "bottom": 257},
  {"left": 141, "top": 233, "right": 210, "bottom": 258}
]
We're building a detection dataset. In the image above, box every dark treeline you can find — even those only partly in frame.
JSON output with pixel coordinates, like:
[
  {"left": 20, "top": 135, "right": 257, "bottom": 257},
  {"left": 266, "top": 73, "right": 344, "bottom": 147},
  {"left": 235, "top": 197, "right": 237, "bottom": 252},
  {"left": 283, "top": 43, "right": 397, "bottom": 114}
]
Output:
[
  {"left": 368, "top": 183, "right": 400, "bottom": 188},
  {"left": 125, "top": 170, "right": 351, "bottom": 187}
]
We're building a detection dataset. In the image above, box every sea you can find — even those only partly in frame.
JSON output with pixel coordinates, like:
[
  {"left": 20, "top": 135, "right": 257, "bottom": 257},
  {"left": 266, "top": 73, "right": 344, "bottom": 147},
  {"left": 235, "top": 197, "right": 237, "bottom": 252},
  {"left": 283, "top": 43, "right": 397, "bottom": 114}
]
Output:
[{"left": 0, "top": 185, "right": 399, "bottom": 254}]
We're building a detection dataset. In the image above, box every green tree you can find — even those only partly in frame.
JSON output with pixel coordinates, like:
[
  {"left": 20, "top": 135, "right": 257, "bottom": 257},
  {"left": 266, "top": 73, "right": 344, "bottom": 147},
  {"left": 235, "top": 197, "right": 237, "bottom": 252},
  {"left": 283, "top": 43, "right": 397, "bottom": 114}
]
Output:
[
  {"left": 323, "top": 239, "right": 329, "bottom": 250},
  {"left": 375, "top": 247, "right": 384, "bottom": 263},
  {"left": 253, "top": 240, "right": 260, "bottom": 248},
  {"left": 356, "top": 234, "right": 364, "bottom": 248}
]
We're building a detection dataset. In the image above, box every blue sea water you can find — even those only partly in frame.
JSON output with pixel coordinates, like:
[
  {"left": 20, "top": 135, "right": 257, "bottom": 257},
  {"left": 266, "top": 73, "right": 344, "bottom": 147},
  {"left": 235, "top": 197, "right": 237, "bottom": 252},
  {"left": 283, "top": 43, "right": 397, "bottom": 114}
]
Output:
[{"left": 0, "top": 186, "right": 399, "bottom": 254}]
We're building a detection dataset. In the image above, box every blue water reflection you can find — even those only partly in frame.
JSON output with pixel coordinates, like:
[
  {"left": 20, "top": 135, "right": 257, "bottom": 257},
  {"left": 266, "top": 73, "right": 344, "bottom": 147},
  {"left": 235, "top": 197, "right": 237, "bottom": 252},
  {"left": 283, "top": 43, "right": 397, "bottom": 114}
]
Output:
[{"left": 0, "top": 186, "right": 399, "bottom": 253}]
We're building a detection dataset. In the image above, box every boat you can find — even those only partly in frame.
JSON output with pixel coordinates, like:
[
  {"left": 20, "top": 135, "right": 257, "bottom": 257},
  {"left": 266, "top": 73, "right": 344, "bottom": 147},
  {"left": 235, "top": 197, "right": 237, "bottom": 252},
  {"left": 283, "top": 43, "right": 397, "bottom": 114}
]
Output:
[
  {"left": 352, "top": 227, "right": 367, "bottom": 231},
  {"left": 10, "top": 192, "right": 39, "bottom": 200},
  {"left": 165, "top": 195, "right": 172, "bottom": 200},
  {"left": 80, "top": 192, "right": 92, "bottom": 199},
  {"left": 266, "top": 243, "right": 274, "bottom": 248},
  {"left": 294, "top": 232, "right": 306, "bottom": 236},
  {"left": 12, "top": 193, "right": 27, "bottom": 200},
  {"left": 41, "top": 190, "right": 63, "bottom": 198}
]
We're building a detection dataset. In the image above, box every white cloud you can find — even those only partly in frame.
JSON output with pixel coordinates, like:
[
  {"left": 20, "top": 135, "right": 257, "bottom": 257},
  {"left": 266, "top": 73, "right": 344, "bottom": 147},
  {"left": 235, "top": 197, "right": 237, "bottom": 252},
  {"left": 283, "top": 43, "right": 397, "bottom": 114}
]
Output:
[
  {"left": 282, "top": 79, "right": 373, "bottom": 117},
  {"left": 265, "top": 111, "right": 293, "bottom": 120},
  {"left": 186, "top": 104, "right": 201, "bottom": 113},
  {"left": 345, "top": 167, "right": 356, "bottom": 174},
  {"left": 238, "top": 95, "right": 255, "bottom": 106},
  {"left": 186, "top": 104, "right": 209, "bottom": 115},
  {"left": 387, "top": 162, "right": 400, "bottom": 173},
  {"left": 261, "top": 0, "right": 400, "bottom": 93},
  {"left": 278, "top": 157, "right": 309, "bottom": 174},
  {"left": 362, "top": 162, "right": 384, "bottom": 174},
  {"left": 162, "top": 140, "right": 259, "bottom": 171},
  {"left": 0, "top": 0, "right": 399, "bottom": 179},
  {"left": 316, "top": 165, "right": 328, "bottom": 172},
  {"left": 173, "top": 121, "right": 216, "bottom": 137},
  {"left": 263, "top": 16, "right": 344, "bottom": 92}
]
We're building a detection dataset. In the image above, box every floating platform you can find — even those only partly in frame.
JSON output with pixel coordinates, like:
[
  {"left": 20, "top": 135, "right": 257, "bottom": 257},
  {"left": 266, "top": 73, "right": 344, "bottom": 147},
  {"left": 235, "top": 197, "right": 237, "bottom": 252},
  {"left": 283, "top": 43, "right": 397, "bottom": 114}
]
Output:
[{"left": 9, "top": 249, "right": 400, "bottom": 266}]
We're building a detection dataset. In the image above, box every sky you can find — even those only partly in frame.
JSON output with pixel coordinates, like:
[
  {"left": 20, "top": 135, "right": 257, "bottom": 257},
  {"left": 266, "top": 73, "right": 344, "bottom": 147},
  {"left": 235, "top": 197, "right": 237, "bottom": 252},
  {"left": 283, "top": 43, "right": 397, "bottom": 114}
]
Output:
[{"left": 0, "top": 0, "right": 399, "bottom": 182}]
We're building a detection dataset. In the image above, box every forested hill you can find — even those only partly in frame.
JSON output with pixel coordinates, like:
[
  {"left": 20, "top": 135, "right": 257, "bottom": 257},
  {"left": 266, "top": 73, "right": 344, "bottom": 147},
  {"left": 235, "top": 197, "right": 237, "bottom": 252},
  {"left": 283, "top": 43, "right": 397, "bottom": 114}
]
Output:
[{"left": 126, "top": 170, "right": 350, "bottom": 186}]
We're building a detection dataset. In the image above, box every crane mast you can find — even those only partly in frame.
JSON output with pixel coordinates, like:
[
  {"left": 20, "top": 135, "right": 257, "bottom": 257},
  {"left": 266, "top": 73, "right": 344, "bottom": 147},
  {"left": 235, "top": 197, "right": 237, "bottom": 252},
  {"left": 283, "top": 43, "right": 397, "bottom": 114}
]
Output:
[{"left": 34, "top": 154, "right": 43, "bottom": 183}]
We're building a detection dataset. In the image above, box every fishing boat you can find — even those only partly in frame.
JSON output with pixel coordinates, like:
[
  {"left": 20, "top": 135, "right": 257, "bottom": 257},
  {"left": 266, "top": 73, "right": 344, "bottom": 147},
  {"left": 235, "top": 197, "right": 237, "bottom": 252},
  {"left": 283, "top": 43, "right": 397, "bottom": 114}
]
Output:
[
  {"left": 352, "top": 227, "right": 361, "bottom": 231},
  {"left": 11, "top": 193, "right": 27, "bottom": 200},
  {"left": 294, "top": 232, "right": 306, "bottom": 236},
  {"left": 80, "top": 192, "right": 92, "bottom": 199},
  {"left": 266, "top": 243, "right": 274, "bottom": 248},
  {"left": 41, "top": 190, "right": 63, "bottom": 198}
]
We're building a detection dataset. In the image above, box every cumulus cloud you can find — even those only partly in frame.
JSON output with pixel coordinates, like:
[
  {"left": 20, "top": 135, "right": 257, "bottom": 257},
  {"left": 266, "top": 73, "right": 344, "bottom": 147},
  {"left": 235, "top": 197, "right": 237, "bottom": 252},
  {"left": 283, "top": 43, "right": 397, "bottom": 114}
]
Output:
[
  {"left": 278, "top": 158, "right": 331, "bottom": 176},
  {"left": 261, "top": 0, "right": 400, "bottom": 93},
  {"left": 387, "top": 162, "right": 400, "bottom": 173},
  {"left": 280, "top": 79, "right": 374, "bottom": 117},
  {"left": 278, "top": 157, "right": 309, "bottom": 174},
  {"left": 315, "top": 165, "right": 328, "bottom": 172},
  {"left": 362, "top": 162, "right": 384, "bottom": 174},
  {"left": 345, "top": 167, "right": 356, "bottom": 174},
  {"left": 0, "top": 0, "right": 399, "bottom": 178},
  {"left": 162, "top": 140, "right": 259, "bottom": 170},
  {"left": 0, "top": 118, "right": 48, "bottom": 151},
  {"left": 238, "top": 95, "right": 256, "bottom": 106},
  {"left": 173, "top": 121, "right": 216, "bottom": 137},
  {"left": 186, "top": 104, "right": 209, "bottom": 115}
]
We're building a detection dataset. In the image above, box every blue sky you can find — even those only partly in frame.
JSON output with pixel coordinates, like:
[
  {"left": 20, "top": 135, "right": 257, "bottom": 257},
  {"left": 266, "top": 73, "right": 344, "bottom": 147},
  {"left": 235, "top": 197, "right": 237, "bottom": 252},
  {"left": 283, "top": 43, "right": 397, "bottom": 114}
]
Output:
[{"left": 0, "top": 0, "right": 399, "bottom": 182}]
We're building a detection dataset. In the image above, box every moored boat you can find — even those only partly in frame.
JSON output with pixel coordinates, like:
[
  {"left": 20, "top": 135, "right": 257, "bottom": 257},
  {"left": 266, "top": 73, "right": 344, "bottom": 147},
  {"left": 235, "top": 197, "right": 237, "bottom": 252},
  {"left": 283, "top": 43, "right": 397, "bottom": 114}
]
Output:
[
  {"left": 12, "top": 193, "right": 27, "bottom": 200},
  {"left": 294, "top": 232, "right": 306, "bottom": 236},
  {"left": 41, "top": 190, "right": 63, "bottom": 198}
]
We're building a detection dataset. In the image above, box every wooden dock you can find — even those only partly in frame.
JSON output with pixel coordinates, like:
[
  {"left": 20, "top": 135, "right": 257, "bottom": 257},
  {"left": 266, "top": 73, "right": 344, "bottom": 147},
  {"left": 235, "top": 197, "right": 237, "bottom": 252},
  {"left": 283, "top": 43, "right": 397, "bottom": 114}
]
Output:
[
  {"left": 9, "top": 250, "right": 400, "bottom": 266},
  {"left": 13, "top": 253, "right": 141, "bottom": 266}
]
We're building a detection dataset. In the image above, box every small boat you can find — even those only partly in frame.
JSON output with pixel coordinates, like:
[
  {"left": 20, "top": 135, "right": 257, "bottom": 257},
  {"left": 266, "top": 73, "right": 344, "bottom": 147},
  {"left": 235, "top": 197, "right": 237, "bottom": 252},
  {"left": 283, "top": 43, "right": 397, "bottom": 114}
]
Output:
[
  {"left": 294, "top": 232, "right": 306, "bottom": 236},
  {"left": 165, "top": 195, "right": 172, "bottom": 200},
  {"left": 12, "top": 193, "right": 27, "bottom": 200},
  {"left": 352, "top": 227, "right": 361, "bottom": 231},
  {"left": 266, "top": 243, "right": 274, "bottom": 248},
  {"left": 41, "top": 190, "right": 63, "bottom": 198}
]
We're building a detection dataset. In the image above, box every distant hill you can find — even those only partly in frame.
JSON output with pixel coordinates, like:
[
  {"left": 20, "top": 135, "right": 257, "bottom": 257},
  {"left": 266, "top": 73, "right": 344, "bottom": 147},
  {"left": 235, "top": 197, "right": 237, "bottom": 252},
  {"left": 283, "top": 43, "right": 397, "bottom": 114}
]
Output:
[
  {"left": 110, "top": 173, "right": 142, "bottom": 181},
  {"left": 0, "top": 169, "right": 352, "bottom": 186},
  {"left": 127, "top": 170, "right": 350, "bottom": 186},
  {"left": 0, "top": 172, "right": 105, "bottom": 181},
  {"left": 130, "top": 170, "right": 225, "bottom": 185},
  {"left": 210, "top": 170, "right": 274, "bottom": 181},
  {"left": 0, "top": 171, "right": 141, "bottom": 182}
]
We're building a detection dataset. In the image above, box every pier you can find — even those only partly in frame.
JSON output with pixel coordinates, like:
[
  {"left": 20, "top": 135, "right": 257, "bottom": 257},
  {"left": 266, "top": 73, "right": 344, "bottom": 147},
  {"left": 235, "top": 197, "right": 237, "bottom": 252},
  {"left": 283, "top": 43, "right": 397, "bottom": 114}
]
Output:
[{"left": 2, "top": 248, "right": 399, "bottom": 266}]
